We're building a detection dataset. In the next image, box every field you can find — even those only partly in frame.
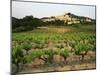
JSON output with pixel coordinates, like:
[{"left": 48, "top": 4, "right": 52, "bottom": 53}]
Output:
[{"left": 12, "top": 25, "right": 96, "bottom": 74}]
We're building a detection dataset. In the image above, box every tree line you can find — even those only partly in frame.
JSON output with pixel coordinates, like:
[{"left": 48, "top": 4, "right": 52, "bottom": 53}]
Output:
[
  {"left": 12, "top": 15, "right": 96, "bottom": 32},
  {"left": 12, "top": 16, "right": 44, "bottom": 32},
  {"left": 12, "top": 16, "right": 66, "bottom": 32}
]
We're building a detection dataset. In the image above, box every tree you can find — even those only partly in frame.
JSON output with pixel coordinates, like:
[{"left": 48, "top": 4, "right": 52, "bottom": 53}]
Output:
[
  {"left": 12, "top": 17, "right": 20, "bottom": 29},
  {"left": 23, "top": 16, "right": 34, "bottom": 21},
  {"left": 12, "top": 16, "right": 44, "bottom": 32}
]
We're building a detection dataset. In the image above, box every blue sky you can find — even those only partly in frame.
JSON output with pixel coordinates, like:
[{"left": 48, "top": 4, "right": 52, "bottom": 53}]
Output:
[{"left": 12, "top": 1, "right": 96, "bottom": 19}]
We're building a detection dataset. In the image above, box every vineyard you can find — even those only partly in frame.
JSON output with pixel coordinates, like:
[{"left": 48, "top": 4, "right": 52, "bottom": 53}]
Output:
[{"left": 12, "top": 25, "right": 96, "bottom": 74}]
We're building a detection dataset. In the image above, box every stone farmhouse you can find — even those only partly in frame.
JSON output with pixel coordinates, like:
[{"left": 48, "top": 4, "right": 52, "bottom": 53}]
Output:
[{"left": 41, "top": 12, "right": 92, "bottom": 24}]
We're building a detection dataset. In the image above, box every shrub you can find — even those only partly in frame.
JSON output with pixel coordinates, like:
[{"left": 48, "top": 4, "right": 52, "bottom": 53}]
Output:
[
  {"left": 12, "top": 45, "right": 24, "bottom": 74},
  {"left": 60, "top": 48, "right": 69, "bottom": 64},
  {"left": 75, "top": 43, "right": 93, "bottom": 61},
  {"left": 22, "top": 43, "right": 32, "bottom": 54}
]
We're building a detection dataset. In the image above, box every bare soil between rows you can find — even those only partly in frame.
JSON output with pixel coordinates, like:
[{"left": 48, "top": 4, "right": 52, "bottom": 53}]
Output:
[
  {"left": 17, "top": 51, "right": 96, "bottom": 74},
  {"left": 18, "top": 62, "right": 96, "bottom": 74}
]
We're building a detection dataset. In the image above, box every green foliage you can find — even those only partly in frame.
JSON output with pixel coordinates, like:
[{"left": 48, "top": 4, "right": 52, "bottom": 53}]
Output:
[
  {"left": 55, "top": 44, "right": 64, "bottom": 49},
  {"left": 71, "top": 23, "right": 82, "bottom": 28},
  {"left": 45, "top": 20, "right": 65, "bottom": 26},
  {"left": 22, "top": 43, "right": 32, "bottom": 51},
  {"left": 13, "top": 26, "right": 33, "bottom": 32},
  {"left": 22, "top": 55, "right": 32, "bottom": 64},
  {"left": 75, "top": 43, "right": 86, "bottom": 55},
  {"left": 12, "top": 16, "right": 44, "bottom": 32},
  {"left": 75, "top": 43, "right": 93, "bottom": 55},
  {"left": 12, "top": 45, "right": 24, "bottom": 74},
  {"left": 12, "top": 28, "right": 96, "bottom": 68},
  {"left": 31, "top": 49, "right": 56, "bottom": 64},
  {"left": 40, "top": 49, "right": 56, "bottom": 64},
  {"left": 75, "top": 43, "right": 94, "bottom": 61},
  {"left": 12, "top": 45, "right": 23, "bottom": 64},
  {"left": 12, "top": 16, "right": 96, "bottom": 74},
  {"left": 31, "top": 50, "right": 44, "bottom": 59},
  {"left": 60, "top": 48, "right": 69, "bottom": 60}
]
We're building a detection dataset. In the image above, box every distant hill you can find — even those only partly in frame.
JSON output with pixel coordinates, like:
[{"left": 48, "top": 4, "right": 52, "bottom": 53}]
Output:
[
  {"left": 12, "top": 13, "right": 96, "bottom": 32},
  {"left": 41, "top": 12, "right": 95, "bottom": 25}
]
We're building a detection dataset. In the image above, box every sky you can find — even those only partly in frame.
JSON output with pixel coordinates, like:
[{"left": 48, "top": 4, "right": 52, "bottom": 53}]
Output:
[{"left": 12, "top": 1, "right": 96, "bottom": 19}]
